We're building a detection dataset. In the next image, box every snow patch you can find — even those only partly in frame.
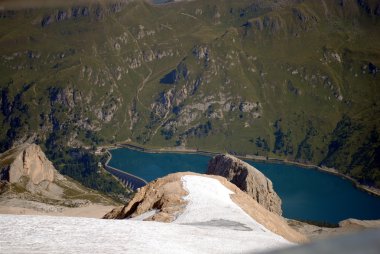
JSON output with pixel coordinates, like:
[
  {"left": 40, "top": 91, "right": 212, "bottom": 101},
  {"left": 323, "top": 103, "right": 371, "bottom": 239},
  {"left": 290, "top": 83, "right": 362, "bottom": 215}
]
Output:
[
  {"left": 176, "top": 175, "right": 291, "bottom": 242},
  {"left": 0, "top": 175, "right": 294, "bottom": 253},
  {"left": 131, "top": 209, "right": 158, "bottom": 221}
]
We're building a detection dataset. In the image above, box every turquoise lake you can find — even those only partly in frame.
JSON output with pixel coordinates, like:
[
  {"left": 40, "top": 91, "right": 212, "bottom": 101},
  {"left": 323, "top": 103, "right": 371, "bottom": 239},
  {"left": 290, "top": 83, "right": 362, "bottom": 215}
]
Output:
[{"left": 109, "top": 148, "right": 380, "bottom": 224}]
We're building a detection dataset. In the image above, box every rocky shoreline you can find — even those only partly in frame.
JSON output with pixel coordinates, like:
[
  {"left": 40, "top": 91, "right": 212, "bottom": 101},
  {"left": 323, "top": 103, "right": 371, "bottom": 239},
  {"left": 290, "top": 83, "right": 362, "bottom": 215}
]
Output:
[{"left": 99, "top": 142, "right": 380, "bottom": 197}]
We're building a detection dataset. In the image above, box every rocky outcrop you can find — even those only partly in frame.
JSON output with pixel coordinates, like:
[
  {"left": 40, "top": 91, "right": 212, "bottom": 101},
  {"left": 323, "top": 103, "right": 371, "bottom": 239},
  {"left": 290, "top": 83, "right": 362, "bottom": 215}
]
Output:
[
  {"left": 104, "top": 172, "right": 307, "bottom": 244},
  {"left": 103, "top": 172, "right": 188, "bottom": 222},
  {"left": 339, "top": 218, "right": 380, "bottom": 229},
  {"left": 0, "top": 144, "right": 55, "bottom": 185},
  {"left": 288, "top": 218, "right": 380, "bottom": 241},
  {"left": 0, "top": 143, "right": 118, "bottom": 212},
  {"left": 39, "top": 3, "right": 126, "bottom": 27},
  {"left": 207, "top": 154, "right": 282, "bottom": 215}
]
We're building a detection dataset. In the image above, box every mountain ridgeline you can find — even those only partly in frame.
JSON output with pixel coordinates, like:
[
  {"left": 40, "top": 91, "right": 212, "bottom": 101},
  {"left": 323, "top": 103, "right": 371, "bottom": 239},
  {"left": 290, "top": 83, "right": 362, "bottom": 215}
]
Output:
[{"left": 0, "top": 0, "right": 379, "bottom": 186}]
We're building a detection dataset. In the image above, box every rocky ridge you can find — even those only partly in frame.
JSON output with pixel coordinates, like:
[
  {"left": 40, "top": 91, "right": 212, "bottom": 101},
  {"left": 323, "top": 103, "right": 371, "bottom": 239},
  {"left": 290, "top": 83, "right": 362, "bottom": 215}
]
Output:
[
  {"left": 104, "top": 172, "right": 307, "bottom": 244},
  {"left": 207, "top": 154, "right": 282, "bottom": 215},
  {"left": 104, "top": 172, "right": 187, "bottom": 222},
  {"left": 288, "top": 218, "right": 380, "bottom": 241}
]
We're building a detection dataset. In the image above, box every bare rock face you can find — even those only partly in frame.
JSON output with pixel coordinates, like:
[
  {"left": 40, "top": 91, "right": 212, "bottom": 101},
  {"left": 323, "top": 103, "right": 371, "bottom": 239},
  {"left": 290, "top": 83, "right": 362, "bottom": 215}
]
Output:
[
  {"left": 0, "top": 144, "right": 55, "bottom": 185},
  {"left": 206, "top": 154, "right": 282, "bottom": 215},
  {"left": 103, "top": 173, "right": 188, "bottom": 222}
]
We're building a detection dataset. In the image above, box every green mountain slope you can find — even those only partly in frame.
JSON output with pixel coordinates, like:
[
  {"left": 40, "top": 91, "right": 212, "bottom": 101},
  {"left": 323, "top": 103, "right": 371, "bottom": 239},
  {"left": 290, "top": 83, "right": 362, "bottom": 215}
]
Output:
[{"left": 0, "top": 0, "right": 379, "bottom": 186}]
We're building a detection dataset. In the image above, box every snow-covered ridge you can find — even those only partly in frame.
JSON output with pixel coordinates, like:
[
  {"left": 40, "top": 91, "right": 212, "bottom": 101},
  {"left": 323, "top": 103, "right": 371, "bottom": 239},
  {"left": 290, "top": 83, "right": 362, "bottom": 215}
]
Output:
[
  {"left": 177, "top": 176, "right": 289, "bottom": 241},
  {"left": 0, "top": 175, "right": 295, "bottom": 253}
]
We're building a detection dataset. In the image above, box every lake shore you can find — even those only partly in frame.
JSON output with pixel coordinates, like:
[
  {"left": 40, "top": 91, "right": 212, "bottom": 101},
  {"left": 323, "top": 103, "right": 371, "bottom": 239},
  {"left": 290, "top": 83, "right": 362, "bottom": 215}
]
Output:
[
  {"left": 98, "top": 141, "right": 380, "bottom": 197},
  {"left": 103, "top": 149, "right": 148, "bottom": 190}
]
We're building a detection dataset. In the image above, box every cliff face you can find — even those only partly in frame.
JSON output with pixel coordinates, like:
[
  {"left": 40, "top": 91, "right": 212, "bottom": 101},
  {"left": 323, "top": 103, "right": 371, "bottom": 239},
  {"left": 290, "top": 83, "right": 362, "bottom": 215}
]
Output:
[
  {"left": 207, "top": 154, "right": 282, "bottom": 215},
  {"left": 8, "top": 144, "right": 55, "bottom": 185},
  {"left": 0, "top": 144, "right": 56, "bottom": 185}
]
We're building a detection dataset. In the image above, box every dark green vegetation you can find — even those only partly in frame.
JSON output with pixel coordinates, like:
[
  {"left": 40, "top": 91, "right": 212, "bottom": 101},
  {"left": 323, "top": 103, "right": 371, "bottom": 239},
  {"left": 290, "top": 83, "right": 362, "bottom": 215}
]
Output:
[
  {"left": 44, "top": 133, "right": 129, "bottom": 200},
  {"left": 0, "top": 0, "right": 379, "bottom": 186}
]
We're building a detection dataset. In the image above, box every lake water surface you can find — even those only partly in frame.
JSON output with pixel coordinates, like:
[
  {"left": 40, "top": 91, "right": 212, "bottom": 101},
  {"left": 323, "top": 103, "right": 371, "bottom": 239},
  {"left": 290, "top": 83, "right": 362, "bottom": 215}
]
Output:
[{"left": 109, "top": 148, "right": 380, "bottom": 224}]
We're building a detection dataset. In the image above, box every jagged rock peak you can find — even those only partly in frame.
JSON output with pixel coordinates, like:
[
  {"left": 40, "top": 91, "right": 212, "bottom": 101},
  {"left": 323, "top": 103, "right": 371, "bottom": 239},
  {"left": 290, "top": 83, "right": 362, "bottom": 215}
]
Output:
[
  {"left": 207, "top": 154, "right": 282, "bottom": 215},
  {"left": 0, "top": 143, "right": 56, "bottom": 185}
]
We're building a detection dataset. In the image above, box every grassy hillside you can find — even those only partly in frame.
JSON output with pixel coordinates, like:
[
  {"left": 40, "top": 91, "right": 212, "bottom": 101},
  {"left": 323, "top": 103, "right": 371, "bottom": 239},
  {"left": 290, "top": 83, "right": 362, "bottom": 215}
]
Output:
[{"left": 0, "top": 0, "right": 379, "bottom": 186}]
